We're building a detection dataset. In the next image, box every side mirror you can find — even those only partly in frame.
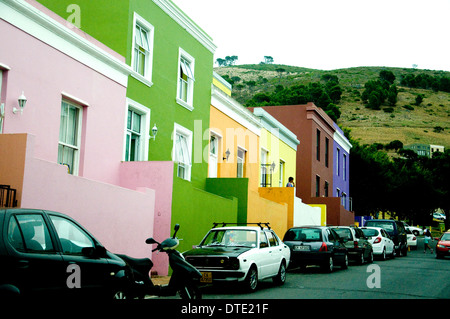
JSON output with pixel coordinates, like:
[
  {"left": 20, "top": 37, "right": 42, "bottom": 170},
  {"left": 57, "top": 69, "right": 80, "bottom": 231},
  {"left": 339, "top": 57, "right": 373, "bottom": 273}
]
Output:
[
  {"left": 146, "top": 238, "right": 158, "bottom": 244},
  {"left": 82, "top": 245, "right": 106, "bottom": 258},
  {"left": 172, "top": 224, "right": 180, "bottom": 238}
]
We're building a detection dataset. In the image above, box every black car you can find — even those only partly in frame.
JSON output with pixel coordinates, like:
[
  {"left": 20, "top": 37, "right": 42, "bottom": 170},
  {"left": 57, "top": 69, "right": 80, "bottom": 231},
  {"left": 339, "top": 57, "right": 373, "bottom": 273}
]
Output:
[
  {"left": 364, "top": 219, "right": 408, "bottom": 257},
  {"left": 331, "top": 226, "right": 373, "bottom": 264},
  {"left": 283, "top": 226, "right": 348, "bottom": 273},
  {"left": 0, "top": 208, "right": 129, "bottom": 298}
]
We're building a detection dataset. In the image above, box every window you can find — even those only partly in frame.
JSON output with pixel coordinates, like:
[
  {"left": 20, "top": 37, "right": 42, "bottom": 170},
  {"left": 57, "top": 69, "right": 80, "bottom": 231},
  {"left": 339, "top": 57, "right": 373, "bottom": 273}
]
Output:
[
  {"left": 58, "top": 100, "right": 82, "bottom": 175},
  {"left": 315, "top": 175, "right": 320, "bottom": 197},
  {"left": 266, "top": 231, "right": 279, "bottom": 247},
  {"left": 316, "top": 129, "right": 321, "bottom": 161},
  {"left": 259, "top": 231, "right": 269, "bottom": 248},
  {"left": 336, "top": 148, "right": 340, "bottom": 176},
  {"left": 176, "top": 49, "right": 195, "bottom": 110},
  {"left": 279, "top": 160, "right": 285, "bottom": 187},
  {"left": 131, "top": 14, "right": 154, "bottom": 83},
  {"left": 173, "top": 124, "right": 192, "bottom": 181},
  {"left": 209, "top": 134, "right": 219, "bottom": 178},
  {"left": 324, "top": 181, "right": 329, "bottom": 197},
  {"left": 50, "top": 215, "right": 95, "bottom": 255},
  {"left": 237, "top": 147, "right": 246, "bottom": 178},
  {"left": 343, "top": 154, "right": 347, "bottom": 181},
  {"left": 124, "top": 99, "right": 150, "bottom": 162},
  {"left": 325, "top": 138, "right": 329, "bottom": 167},
  {"left": 8, "top": 214, "right": 54, "bottom": 253},
  {"left": 260, "top": 149, "right": 268, "bottom": 186}
]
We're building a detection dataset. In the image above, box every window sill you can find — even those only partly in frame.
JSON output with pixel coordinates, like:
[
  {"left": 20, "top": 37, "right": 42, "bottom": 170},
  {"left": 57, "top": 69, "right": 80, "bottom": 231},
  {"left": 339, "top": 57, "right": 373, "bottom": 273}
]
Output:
[
  {"left": 130, "top": 72, "right": 153, "bottom": 88},
  {"left": 176, "top": 98, "right": 194, "bottom": 111}
]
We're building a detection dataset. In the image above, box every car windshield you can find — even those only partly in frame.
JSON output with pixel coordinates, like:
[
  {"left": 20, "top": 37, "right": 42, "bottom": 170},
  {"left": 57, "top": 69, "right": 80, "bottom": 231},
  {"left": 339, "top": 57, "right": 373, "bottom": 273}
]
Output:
[
  {"left": 199, "top": 229, "right": 257, "bottom": 248},
  {"left": 283, "top": 228, "right": 322, "bottom": 242},
  {"left": 366, "top": 221, "right": 395, "bottom": 233},
  {"left": 332, "top": 228, "right": 352, "bottom": 240},
  {"left": 361, "top": 228, "right": 379, "bottom": 237},
  {"left": 441, "top": 233, "right": 450, "bottom": 241}
]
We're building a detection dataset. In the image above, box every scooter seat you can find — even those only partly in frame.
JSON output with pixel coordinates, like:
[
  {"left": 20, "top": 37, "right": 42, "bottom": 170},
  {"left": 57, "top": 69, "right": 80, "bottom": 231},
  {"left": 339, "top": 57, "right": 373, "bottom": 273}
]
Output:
[{"left": 117, "top": 254, "right": 153, "bottom": 270}]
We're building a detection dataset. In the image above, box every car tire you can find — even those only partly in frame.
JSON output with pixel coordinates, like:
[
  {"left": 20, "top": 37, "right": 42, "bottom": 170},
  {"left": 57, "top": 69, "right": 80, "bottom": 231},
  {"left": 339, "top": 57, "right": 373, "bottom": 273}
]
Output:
[
  {"left": 367, "top": 250, "right": 374, "bottom": 264},
  {"left": 244, "top": 266, "right": 258, "bottom": 292},
  {"left": 322, "top": 256, "right": 334, "bottom": 273},
  {"left": 273, "top": 261, "right": 287, "bottom": 286},
  {"left": 381, "top": 248, "right": 386, "bottom": 261},
  {"left": 341, "top": 254, "right": 349, "bottom": 269},
  {"left": 358, "top": 253, "right": 365, "bottom": 265}
]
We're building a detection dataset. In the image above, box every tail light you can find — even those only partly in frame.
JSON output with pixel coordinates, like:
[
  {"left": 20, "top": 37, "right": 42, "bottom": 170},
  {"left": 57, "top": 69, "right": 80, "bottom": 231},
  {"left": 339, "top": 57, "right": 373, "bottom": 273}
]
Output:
[
  {"left": 319, "top": 242, "right": 328, "bottom": 252},
  {"left": 353, "top": 241, "right": 358, "bottom": 248},
  {"left": 413, "top": 236, "right": 416, "bottom": 240},
  {"left": 374, "top": 237, "right": 382, "bottom": 244}
]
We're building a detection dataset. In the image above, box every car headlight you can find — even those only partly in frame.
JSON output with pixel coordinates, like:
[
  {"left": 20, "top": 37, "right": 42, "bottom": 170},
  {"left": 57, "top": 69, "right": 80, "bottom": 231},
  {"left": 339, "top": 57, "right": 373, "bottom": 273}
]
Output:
[
  {"left": 229, "top": 257, "right": 240, "bottom": 270},
  {"left": 437, "top": 244, "right": 446, "bottom": 248}
]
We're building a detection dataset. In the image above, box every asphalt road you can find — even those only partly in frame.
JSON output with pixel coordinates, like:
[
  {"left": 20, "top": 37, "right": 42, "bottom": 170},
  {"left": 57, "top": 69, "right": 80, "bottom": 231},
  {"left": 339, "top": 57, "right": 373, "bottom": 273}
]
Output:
[{"left": 200, "top": 237, "right": 450, "bottom": 299}]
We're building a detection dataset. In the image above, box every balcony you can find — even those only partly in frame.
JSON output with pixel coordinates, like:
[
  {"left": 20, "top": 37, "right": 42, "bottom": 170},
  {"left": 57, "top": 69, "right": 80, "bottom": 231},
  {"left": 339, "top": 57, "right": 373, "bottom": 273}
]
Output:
[{"left": 0, "top": 185, "right": 17, "bottom": 208}]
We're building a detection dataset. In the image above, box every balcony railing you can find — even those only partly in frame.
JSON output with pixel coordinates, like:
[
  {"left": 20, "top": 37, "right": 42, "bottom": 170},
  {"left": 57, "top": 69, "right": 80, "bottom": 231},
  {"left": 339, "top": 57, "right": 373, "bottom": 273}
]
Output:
[{"left": 0, "top": 185, "right": 18, "bottom": 208}]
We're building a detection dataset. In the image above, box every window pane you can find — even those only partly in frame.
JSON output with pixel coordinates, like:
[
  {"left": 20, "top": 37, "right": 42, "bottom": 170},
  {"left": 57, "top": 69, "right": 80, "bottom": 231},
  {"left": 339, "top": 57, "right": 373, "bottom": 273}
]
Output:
[
  {"left": 50, "top": 215, "right": 95, "bottom": 255},
  {"left": 132, "top": 112, "right": 141, "bottom": 133},
  {"left": 15, "top": 214, "right": 54, "bottom": 252}
]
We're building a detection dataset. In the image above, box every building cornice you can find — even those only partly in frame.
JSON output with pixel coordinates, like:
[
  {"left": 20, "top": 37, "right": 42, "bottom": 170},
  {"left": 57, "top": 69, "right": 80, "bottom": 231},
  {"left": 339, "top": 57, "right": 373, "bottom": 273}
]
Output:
[
  {"left": 1, "top": 0, "right": 132, "bottom": 86},
  {"left": 153, "top": 0, "right": 217, "bottom": 54}
]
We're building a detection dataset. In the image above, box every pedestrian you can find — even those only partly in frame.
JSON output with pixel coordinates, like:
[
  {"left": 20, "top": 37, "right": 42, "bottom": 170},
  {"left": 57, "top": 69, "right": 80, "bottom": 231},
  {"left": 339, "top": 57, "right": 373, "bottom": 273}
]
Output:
[
  {"left": 423, "top": 228, "right": 433, "bottom": 253},
  {"left": 286, "top": 177, "right": 295, "bottom": 187}
]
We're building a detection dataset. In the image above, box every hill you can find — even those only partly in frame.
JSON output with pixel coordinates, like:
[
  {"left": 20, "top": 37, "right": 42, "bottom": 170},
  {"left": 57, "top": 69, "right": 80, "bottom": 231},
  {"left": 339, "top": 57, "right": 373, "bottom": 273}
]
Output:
[{"left": 214, "top": 65, "right": 450, "bottom": 149}]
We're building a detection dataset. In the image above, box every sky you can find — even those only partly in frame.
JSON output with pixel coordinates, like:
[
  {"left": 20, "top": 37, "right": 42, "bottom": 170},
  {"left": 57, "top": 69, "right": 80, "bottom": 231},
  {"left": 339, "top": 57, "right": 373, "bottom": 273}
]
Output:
[{"left": 171, "top": 0, "right": 450, "bottom": 71}]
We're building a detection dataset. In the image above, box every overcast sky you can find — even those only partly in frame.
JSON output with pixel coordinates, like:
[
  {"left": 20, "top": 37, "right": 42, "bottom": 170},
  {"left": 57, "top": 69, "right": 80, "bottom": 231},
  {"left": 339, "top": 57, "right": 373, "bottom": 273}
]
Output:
[{"left": 171, "top": 0, "right": 450, "bottom": 71}]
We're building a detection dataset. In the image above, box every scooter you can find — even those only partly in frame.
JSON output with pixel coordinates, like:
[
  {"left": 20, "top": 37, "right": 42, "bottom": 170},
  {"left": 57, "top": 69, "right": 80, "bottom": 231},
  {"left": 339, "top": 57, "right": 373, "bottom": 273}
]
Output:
[{"left": 116, "top": 224, "right": 202, "bottom": 299}]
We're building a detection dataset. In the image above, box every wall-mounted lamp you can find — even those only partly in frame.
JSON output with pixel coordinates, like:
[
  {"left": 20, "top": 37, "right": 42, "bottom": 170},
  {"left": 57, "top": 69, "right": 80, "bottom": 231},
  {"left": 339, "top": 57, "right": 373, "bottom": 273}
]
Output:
[
  {"left": 13, "top": 91, "right": 27, "bottom": 115},
  {"left": 223, "top": 148, "right": 231, "bottom": 161},
  {"left": 150, "top": 124, "right": 158, "bottom": 140}
]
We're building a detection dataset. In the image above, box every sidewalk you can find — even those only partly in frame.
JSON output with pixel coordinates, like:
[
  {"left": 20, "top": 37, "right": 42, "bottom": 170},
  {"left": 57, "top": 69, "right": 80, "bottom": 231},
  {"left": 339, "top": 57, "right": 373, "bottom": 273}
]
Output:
[{"left": 151, "top": 275, "right": 171, "bottom": 285}]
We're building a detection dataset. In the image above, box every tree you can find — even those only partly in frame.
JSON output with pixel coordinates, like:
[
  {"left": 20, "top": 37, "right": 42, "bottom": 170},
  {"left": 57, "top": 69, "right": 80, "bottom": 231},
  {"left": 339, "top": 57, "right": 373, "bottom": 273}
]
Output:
[
  {"left": 379, "top": 70, "right": 396, "bottom": 84},
  {"left": 415, "top": 94, "right": 424, "bottom": 106},
  {"left": 263, "top": 56, "right": 274, "bottom": 64}
]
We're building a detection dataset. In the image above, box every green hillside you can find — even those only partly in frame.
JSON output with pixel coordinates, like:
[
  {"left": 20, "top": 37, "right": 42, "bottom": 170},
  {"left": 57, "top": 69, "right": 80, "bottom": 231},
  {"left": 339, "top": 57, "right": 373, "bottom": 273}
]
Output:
[{"left": 214, "top": 65, "right": 450, "bottom": 148}]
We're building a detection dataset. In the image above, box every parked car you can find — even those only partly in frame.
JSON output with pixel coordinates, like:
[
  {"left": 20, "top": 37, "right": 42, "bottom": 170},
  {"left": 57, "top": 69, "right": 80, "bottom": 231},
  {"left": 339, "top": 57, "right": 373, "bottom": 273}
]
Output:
[
  {"left": 183, "top": 223, "right": 290, "bottom": 292},
  {"left": 360, "top": 227, "right": 395, "bottom": 260},
  {"left": 401, "top": 222, "right": 424, "bottom": 236},
  {"left": 330, "top": 226, "right": 373, "bottom": 265},
  {"left": 283, "top": 226, "right": 348, "bottom": 273},
  {"left": 433, "top": 212, "right": 446, "bottom": 221},
  {"left": 435, "top": 232, "right": 450, "bottom": 259},
  {"left": 0, "top": 208, "right": 129, "bottom": 298},
  {"left": 364, "top": 219, "right": 408, "bottom": 256},
  {"left": 406, "top": 228, "right": 417, "bottom": 250}
]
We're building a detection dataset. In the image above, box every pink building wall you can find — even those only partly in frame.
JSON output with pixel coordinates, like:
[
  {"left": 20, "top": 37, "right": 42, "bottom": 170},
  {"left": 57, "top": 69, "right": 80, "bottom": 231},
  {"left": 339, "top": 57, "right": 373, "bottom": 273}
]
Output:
[{"left": 0, "top": 1, "right": 173, "bottom": 267}]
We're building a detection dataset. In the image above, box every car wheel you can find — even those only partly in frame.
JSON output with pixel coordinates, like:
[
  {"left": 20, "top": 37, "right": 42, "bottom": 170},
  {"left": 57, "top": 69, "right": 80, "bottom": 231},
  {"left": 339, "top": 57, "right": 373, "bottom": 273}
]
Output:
[
  {"left": 358, "top": 253, "right": 365, "bottom": 265},
  {"left": 341, "top": 254, "right": 349, "bottom": 269},
  {"left": 403, "top": 244, "right": 408, "bottom": 257},
  {"left": 322, "top": 256, "right": 334, "bottom": 273},
  {"left": 244, "top": 266, "right": 258, "bottom": 292},
  {"left": 112, "top": 290, "right": 127, "bottom": 299},
  {"left": 273, "top": 261, "right": 287, "bottom": 286},
  {"left": 381, "top": 248, "right": 386, "bottom": 261},
  {"left": 367, "top": 250, "right": 374, "bottom": 264}
]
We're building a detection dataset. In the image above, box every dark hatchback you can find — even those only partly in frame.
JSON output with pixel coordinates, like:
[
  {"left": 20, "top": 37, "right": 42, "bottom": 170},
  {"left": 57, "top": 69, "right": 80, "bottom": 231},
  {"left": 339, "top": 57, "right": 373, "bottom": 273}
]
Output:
[
  {"left": 283, "top": 226, "right": 348, "bottom": 273},
  {"left": 0, "top": 208, "right": 129, "bottom": 299}
]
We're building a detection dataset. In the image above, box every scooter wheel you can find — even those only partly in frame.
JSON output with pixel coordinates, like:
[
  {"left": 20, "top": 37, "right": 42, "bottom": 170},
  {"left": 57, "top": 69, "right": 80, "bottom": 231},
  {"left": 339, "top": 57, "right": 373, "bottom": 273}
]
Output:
[{"left": 178, "top": 283, "right": 202, "bottom": 300}]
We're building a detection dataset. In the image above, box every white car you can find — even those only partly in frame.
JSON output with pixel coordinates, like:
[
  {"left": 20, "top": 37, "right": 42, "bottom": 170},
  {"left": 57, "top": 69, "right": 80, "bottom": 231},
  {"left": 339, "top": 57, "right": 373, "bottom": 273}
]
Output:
[
  {"left": 361, "top": 227, "right": 395, "bottom": 260},
  {"left": 183, "top": 223, "right": 290, "bottom": 292},
  {"left": 406, "top": 228, "right": 417, "bottom": 250}
]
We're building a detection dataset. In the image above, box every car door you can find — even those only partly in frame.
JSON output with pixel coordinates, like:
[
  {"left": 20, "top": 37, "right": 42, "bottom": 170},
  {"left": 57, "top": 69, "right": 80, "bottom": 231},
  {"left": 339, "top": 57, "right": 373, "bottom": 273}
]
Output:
[
  {"left": 4, "top": 212, "right": 65, "bottom": 295},
  {"left": 265, "top": 230, "right": 282, "bottom": 275},
  {"left": 47, "top": 214, "right": 115, "bottom": 296},
  {"left": 382, "top": 229, "right": 394, "bottom": 254},
  {"left": 328, "top": 229, "right": 347, "bottom": 262},
  {"left": 257, "top": 231, "right": 273, "bottom": 278}
]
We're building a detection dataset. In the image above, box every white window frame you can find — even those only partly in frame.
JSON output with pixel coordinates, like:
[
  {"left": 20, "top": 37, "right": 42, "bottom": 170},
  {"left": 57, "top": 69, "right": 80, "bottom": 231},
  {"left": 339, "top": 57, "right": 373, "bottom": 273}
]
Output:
[
  {"left": 124, "top": 98, "right": 150, "bottom": 162},
  {"left": 279, "top": 159, "right": 285, "bottom": 187},
  {"left": 176, "top": 48, "right": 195, "bottom": 111},
  {"left": 237, "top": 146, "right": 246, "bottom": 178},
  {"left": 58, "top": 100, "right": 83, "bottom": 175},
  {"left": 173, "top": 123, "right": 193, "bottom": 181},
  {"left": 209, "top": 132, "right": 221, "bottom": 178},
  {"left": 130, "top": 13, "right": 154, "bottom": 86}
]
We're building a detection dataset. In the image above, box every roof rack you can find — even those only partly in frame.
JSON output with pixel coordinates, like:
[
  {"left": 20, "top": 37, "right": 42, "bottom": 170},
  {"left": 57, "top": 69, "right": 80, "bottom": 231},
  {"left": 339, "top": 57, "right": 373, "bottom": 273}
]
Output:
[{"left": 212, "top": 222, "right": 271, "bottom": 230}]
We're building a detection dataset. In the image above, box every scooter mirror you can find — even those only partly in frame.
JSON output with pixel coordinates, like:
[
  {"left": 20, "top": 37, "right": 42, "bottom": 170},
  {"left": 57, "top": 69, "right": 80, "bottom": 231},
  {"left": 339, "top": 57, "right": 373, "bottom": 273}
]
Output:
[
  {"left": 145, "top": 238, "right": 158, "bottom": 244},
  {"left": 173, "top": 224, "right": 180, "bottom": 238}
]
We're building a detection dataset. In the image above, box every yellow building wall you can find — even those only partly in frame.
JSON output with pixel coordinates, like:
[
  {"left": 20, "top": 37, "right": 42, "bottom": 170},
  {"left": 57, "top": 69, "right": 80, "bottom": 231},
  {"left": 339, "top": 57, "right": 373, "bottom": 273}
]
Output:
[
  {"left": 259, "top": 128, "right": 297, "bottom": 188},
  {"left": 212, "top": 77, "right": 232, "bottom": 96},
  {"left": 209, "top": 106, "right": 259, "bottom": 190}
]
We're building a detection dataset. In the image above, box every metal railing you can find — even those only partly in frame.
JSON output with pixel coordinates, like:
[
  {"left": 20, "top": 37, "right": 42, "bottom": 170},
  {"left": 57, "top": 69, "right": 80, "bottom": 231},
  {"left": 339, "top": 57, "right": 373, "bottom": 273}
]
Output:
[{"left": 0, "top": 185, "right": 18, "bottom": 208}]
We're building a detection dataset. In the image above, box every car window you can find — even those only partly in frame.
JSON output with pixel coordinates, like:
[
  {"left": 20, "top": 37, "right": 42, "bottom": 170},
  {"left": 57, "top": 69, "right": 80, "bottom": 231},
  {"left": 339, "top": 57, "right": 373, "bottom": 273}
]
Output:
[
  {"left": 366, "top": 221, "right": 395, "bottom": 232},
  {"left": 266, "top": 231, "right": 279, "bottom": 247},
  {"left": 200, "top": 229, "right": 257, "bottom": 248},
  {"left": 8, "top": 214, "right": 54, "bottom": 253},
  {"left": 362, "top": 228, "right": 378, "bottom": 237},
  {"left": 49, "top": 215, "right": 95, "bottom": 255},
  {"left": 284, "top": 228, "right": 322, "bottom": 242},
  {"left": 333, "top": 228, "right": 352, "bottom": 240},
  {"left": 259, "top": 231, "right": 269, "bottom": 248}
]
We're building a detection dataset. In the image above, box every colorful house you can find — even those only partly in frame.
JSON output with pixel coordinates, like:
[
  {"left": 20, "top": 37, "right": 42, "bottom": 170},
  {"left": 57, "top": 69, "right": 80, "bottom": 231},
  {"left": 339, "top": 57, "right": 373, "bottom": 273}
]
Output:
[
  {"left": 250, "top": 103, "right": 354, "bottom": 226},
  {"left": 35, "top": 0, "right": 238, "bottom": 274},
  {"left": 333, "top": 123, "right": 352, "bottom": 211},
  {"left": 0, "top": 0, "right": 158, "bottom": 260},
  {"left": 208, "top": 74, "right": 320, "bottom": 235}
]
